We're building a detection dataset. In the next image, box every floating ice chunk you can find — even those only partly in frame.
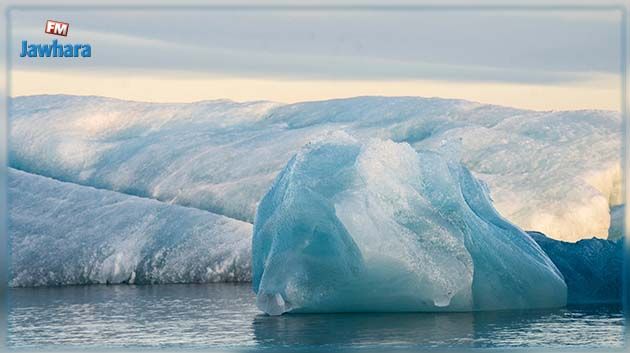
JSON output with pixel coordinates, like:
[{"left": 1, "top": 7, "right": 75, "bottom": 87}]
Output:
[
  {"left": 252, "top": 134, "right": 566, "bottom": 314},
  {"left": 8, "top": 168, "right": 252, "bottom": 287}
]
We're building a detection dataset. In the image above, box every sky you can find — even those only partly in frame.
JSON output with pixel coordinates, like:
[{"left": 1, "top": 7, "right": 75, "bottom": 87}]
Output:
[{"left": 9, "top": 8, "right": 624, "bottom": 111}]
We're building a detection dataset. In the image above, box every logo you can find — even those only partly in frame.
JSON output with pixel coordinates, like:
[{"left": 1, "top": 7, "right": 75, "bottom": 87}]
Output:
[
  {"left": 20, "top": 20, "right": 91, "bottom": 58},
  {"left": 45, "top": 20, "right": 69, "bottom": 36}
]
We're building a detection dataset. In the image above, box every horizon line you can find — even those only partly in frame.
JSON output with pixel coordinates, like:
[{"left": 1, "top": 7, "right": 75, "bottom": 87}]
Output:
[{"left": 10, "top": 93, "right": 621, "bottom": 114}]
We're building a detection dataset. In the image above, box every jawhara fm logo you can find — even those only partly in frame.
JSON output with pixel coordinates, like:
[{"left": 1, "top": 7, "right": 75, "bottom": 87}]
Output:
[{"left": 20, "top": 19, "right": 92, "bottom": 58}]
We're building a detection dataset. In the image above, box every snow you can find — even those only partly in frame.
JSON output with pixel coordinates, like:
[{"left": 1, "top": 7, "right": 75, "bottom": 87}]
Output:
[
  {"left": 10, "top": 94, "right": 621, "bottom": 242},
  {"left": 8, "top": 168, "right": 252, "bottom": 287},
  {"left": 529, "top": 231, "right": 623, "bottom": 304},
  {"left": 252, "top": 134, "right": 566, "bottom": 315}
]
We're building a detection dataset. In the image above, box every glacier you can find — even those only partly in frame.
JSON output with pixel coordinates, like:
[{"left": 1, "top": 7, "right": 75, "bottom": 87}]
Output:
[
  {"left": 8, "top": 168, "right": 252, "bottom": 287},
  {"left": 252, "top": 134, "right": 567, "bottom": 315},
  {"left": 528, "top": 231, "right": 623, "bottom": 304},
  {"left": 10, "top": 94, "right": 621, "bottom": 242}
]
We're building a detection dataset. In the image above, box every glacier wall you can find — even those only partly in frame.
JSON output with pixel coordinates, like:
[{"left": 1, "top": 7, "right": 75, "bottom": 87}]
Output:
[
  {"left": 252, "top": 134, "right": 567, "bottom": 315},
  {"left": 9, "top": 95, "right": 622, "bottom": 242},
  {"left": 8, "top": 168, "right": 252, "bottom": 287}
]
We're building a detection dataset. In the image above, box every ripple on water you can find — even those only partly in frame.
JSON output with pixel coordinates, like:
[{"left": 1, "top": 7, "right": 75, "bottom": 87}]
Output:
[{"left": 7, "top": 283, "right": 626, "bottom": 350}]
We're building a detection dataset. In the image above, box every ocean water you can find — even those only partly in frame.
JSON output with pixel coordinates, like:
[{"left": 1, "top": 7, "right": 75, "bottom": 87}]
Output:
[{"left": 7, "top": 283, "right": 626, "bottom": 350}]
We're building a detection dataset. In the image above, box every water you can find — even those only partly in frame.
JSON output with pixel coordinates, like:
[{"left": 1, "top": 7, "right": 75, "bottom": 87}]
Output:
[{"left": 7, "top": 283, "right": 626, "bottom": 350}]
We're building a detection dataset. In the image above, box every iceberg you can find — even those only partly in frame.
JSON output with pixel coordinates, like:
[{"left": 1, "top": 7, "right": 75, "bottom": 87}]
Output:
[
  {"left": 10, "top": 95, "right": 621, "bottom": 242},
  {"left": 8, "top": 168, "right": 618, "bottom": 305},
  {"left": 608, "top": 205, "right": 624, "bottom": 240},
  {"left": 8, "top": 168, "right": 252, "bottom": 287},
  {"left": 252, "top": 133, "right": 566, "bottom": 315},
  {"left": 529, "top": 231, "right": 623, "bottom": 304}
]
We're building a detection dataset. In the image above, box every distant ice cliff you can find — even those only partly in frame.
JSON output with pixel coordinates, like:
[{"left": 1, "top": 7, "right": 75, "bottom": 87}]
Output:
[{"left": 10, "top": 95, "right": 621, "bottom": 242}]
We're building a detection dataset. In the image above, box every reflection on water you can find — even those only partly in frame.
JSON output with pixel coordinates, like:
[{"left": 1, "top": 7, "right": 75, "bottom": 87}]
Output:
[
  {"left": 253, "top": 306, "right": 625, "bottom": 350},
  {"left": 8, "top": 283, "right": 626, "bottom": 350},
  {"left": 253, "top": 311, "right": 475, "bottom": 349}
]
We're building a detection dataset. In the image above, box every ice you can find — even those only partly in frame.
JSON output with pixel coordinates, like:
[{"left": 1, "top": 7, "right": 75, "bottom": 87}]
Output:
[
  {"left": 608, "top": 205, "right": 624, "bottom": 240},
  {"left": 252, "top": 133, "right": 566, "bottom": 314},
  {"left": 8, "top": 168, "right": 252, "bottom": 287},
  {"left": 529, "top": 231, "right": 623, "bottom": 304},
  {"left": 10, "top": 95, "right": 621, "bottom": 242}
]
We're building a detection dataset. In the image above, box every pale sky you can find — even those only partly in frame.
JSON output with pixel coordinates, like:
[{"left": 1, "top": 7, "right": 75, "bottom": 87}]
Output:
[{"left": 9, "top": 8, "right": 624, "bottom": 111}]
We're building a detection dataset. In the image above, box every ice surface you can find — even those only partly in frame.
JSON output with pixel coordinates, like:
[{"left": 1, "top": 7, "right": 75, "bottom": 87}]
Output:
[
  {"left": 608, "top": 205, "right": 624, "bottom": 240},
  {"left": 529, "top": 231, "right": 623, "bottom": 304},
  {"left": 8, "top": 168, "right": 252, "bottom": 287},
  {"left": 10, "top": 95, "right": 621, "bottom": 241},
  {"left": 252, "top": 134, "right": 566, "bottom": 314}
]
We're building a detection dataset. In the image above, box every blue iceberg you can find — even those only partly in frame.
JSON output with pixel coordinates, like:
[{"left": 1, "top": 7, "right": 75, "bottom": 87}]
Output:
[
  {"left": 252, "top": 133, "right": 567, "bottom": 315},
  {"left": 529, "top": 231, "right": 623, "bottom": 304}
]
